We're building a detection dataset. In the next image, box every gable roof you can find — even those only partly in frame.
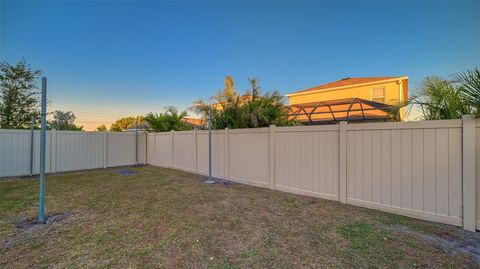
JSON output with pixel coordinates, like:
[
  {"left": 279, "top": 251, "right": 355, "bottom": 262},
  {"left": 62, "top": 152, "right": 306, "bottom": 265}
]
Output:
[{"left": 288, "top": 77, "right": 407, "bottom": 96}]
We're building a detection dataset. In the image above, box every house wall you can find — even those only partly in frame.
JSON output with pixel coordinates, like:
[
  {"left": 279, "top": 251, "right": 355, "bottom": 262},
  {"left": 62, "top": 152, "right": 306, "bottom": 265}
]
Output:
[
  {"left": 288, "top": 79, "right": 408, "bottom": 121},
  {"left": 288, "top": 79, "right": 407, "bottom": 106}
]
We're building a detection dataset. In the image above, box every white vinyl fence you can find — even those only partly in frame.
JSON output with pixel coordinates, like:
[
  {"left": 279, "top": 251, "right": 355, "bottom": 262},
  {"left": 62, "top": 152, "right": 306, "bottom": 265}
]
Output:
[
  {"left": 0, "top": 129, "right": 146, "bottom": 177},
  {"left": 1, "top": 117, "right": 480, "bottom": 231},
  {"left": 146, "top": 116, "right": 479, "bottom": 231}
]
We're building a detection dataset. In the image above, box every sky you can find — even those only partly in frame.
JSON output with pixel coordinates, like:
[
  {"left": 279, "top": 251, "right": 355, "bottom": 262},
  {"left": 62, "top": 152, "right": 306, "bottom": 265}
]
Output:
[{"left": 1, "top": 0, "right": 479, "bottom": 130}]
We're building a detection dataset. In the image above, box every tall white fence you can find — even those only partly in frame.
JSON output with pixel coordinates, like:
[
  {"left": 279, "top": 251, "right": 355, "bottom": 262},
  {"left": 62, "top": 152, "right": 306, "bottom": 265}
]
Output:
[
  {"left": 0, "top": 129, "right": 146, "bottom": 177},
  {"left": 2, "top": 117, "right": 480, "bottom": 231},
  {"left": 146, "top": 117, "right": 479, "bottom": 231}
]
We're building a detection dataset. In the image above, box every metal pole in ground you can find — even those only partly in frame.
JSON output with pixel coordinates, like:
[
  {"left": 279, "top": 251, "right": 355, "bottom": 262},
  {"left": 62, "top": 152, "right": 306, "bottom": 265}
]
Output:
[
  {"left": 205, "top": 106, "right": 214, "bottom": 184},
  {"left": 29, "top": 115, "right": 34, "bottom": 177},
  {"left": 39, "top": 77, "right": 47, "bottom": 223},
  {"left": 135, "top": 117, "right": 139, "bottom": 166}
]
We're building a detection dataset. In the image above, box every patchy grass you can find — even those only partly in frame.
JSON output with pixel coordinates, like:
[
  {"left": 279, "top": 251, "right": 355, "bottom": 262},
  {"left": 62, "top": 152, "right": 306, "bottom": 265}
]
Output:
[{"left": 0, "top": 166, "right": 478, "bottom": 268}]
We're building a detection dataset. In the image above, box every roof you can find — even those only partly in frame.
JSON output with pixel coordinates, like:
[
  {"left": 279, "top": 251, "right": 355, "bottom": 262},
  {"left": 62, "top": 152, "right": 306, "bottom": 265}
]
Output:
[
  {"left": 289, "top": 98, "right": 395, "bottom": 123},
  {"left": 288, "top": 77, "right": 407, "bottom": 96},
  {"left": 182, "top": 117, "right": 204, "bottom": 128}
]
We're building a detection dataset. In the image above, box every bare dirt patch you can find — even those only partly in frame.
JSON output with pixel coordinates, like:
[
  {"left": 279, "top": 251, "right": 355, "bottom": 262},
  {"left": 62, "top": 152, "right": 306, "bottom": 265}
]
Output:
[
  {"left": 2, "top": 212, "right": 72, "bottom": 251},
  {"left": 387, "top": 223, "right": 480, "bottom": 263}
]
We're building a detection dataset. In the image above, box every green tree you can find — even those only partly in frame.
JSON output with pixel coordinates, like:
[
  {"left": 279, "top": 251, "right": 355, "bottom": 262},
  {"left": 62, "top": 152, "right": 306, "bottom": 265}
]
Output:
[
  {"left": 0, "top": 59, "right": 42, "bottom": 129},
  {"left": 96, "top": 124, "right": 107, "bottom": 132},
  {"left": 110, "top": 116, "right": 144, "bottom": 132},
  {"left": 49, "top": 110, "right": 83, "bottom": 131},
  {"left": 191, "top": 76, "right": 297, "bottom": 129},
  {"left": 413, "top": 76, "right": 472, "bottom": 120},
  {"left": 453, "top": 68, "right": 480, "bottom": 117},
  {"left": 144, "top": 106, "right": 192, "bottom": 132}
]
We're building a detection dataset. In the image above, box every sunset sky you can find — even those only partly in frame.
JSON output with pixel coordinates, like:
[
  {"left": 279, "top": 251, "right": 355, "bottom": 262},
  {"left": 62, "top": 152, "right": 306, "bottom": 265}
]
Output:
[{"left": 1, "top": 0, "right": 479, "bottom": 130}]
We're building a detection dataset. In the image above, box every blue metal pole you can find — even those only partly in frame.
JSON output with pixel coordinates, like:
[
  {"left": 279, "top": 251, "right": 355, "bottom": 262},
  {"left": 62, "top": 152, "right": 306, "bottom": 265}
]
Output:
[
  {"left": 39, "top": 77, "right": 47, "bottom": 223},
  {"left": 30, "top": 116, "right": 34, "bottom": 177}
]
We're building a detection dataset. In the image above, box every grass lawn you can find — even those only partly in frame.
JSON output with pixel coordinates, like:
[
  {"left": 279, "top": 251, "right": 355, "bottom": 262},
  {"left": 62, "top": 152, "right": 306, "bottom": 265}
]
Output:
[{"left": 1, "top": 166, "right": 479, "bottom": 268}]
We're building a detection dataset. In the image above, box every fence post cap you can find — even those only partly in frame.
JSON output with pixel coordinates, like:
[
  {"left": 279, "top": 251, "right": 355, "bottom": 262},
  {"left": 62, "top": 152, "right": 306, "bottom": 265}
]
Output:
[{"left": 463, "top": 114, "right": 475, "bottom": 120}]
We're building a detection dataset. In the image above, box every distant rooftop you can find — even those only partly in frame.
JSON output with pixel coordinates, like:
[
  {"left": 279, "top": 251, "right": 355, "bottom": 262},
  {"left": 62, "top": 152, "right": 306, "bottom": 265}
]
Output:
[{"left": 182, "top": 117, "right": 204, "bottom": 128}]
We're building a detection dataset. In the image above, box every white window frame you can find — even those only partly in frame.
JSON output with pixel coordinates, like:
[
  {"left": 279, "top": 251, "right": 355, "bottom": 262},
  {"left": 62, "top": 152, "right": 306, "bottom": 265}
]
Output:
[{"left": 371, "top": 87, "right": 385, "bottom": 103}]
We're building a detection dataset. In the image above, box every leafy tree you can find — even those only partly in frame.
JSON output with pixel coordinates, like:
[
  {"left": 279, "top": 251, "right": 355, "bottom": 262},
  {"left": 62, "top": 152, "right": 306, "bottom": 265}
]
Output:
[
  {"left": 191, "top": 76, "right": 297, "bottom": 129},
  {"left": 96, "top": 124, "right": 107, "bottom": 132},
  {"left": 413, "top": 76, "right": 472, "bottom": 120},
  {"left": 110, "top": 116, "right": 144, "bottom": 132},
  {"left": 49, "top": 110, "right": 83, "bottom": 131},
  {"left": 144, "top": 106, "right": 192, "bottom": 132},
  {"left": 453, "top": 68, "right": 480, "bottom": 117},
  {"left": 0, "top": 59, "right": 42, "bottom": 129}
]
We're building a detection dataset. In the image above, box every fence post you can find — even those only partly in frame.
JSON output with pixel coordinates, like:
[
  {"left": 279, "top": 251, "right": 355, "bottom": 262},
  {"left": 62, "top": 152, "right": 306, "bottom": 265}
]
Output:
[
  {"left": 269, "top": 125, "right": 276, "bottom": 190},
  {"left": 194, "top": 129, "right": 198, "bottom": 174},
  {"left": 170, "top": 130, "right": 174, "bottom": 169},
  {"left": 51, "top": 129, "right": 57, "bottom": 173},
  {"left": 29, "top": 116, "right": 34, "bottom": 177},
  {"left": 103, "top": 132, "right": 108, "bottom": 168},
  {"left": 154, "top": 133, "right": 157, "bottom": 166},
  {"left": 225, "top": 128, "right": 229, "bottom": 180},
  {"left": 144, "top": 132, "right": 148, "bottom": 165},
  {"left": 339, "top": 121, "right": 347, "bottom": 203},
  {"left": 135, "top": 122, "right": 139, "bottom": 166},
  {"left": 463, "top": 115, "right": 476, "bottom": 231}
]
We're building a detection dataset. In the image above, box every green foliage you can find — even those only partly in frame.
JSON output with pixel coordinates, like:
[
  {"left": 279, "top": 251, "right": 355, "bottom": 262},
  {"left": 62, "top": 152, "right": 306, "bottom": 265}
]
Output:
[
  {"left": 414, "top": 76, "right": 473, "bottom": 120},
  {"left": 110, "top": 116, "right": 144, "bottom": 132},
  {"left": 191, "top": 76, "right": 297, "bottom": 129},
  {"left": 49, "top": 110, "right": 83, "bottom": 131},
  {"left": 0, "top": 59, "right": 42, "bottom": 129},
  {"left": 96, "top": 124, "right": 107, "bottom": 132},
  {"left": 453, "top": 68, "right": 480, "bottom": 117},
  {"left": 144, "top": 106, "right": 192, "bottom": 132}
]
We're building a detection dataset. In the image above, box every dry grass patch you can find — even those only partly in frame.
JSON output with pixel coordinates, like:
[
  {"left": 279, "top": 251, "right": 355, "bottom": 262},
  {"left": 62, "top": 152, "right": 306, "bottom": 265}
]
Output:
[{"left": 1, "top": 166, "right": 478, "bottom": 268}]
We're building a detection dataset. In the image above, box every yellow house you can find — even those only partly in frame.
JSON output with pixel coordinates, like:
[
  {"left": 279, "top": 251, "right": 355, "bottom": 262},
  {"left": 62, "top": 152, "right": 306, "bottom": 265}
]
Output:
[{"left": 286, "top": 77, "right": 408, "bottom": 123}]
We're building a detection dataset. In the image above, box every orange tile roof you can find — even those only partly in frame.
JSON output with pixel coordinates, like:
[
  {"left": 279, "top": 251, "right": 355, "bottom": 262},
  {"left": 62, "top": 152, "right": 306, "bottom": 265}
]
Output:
[
  {"left": 182, "top": 117, "right": 203, "bottom": 127},
  {"left": 292, "top": 77, "right": 404, "bottom": 94}
]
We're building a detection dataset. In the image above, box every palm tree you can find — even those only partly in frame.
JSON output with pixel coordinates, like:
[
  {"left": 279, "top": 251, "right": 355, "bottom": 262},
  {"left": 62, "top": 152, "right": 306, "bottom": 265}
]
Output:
[
  {"left": 144, "top": 106, "right": 192, "bottom": 132},
  {"left": 413, "top": 76, "right": 472, "bottom": 120},
  {"left": 191, "top": 76, "right": 297, "bottom": 129},
  {"left": 453, "top": 68, "right": 480, "bottom": 117}
]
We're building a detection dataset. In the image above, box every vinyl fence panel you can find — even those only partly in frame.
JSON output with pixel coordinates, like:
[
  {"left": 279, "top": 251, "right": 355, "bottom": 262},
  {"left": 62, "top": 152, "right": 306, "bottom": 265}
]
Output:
[
  {"left": 0, "top": 129, "right": 145, "bottom": 177},
  {"left": 274, "top": 125, "right": 339, "bottom": 200},
  {"left": 228, "top": 128, "right": 269, "bottom": 187},
  {"left": 55, "top": 131, "right": 104, "bottom": 172},
  {"left": 145, "top": 119, "right": 472, "bottom": 230},
  {"left": 346, "top": 120, "right": 463, "bottom": 227},
  {"left": 3, "top": 117, "right": 479, "bottom": 231},
  {"left": 196, "top": 130, "right": 225, "bottom": 178},
  {"left": 173, "top": 131, "right": 196, "bottom": 173}
]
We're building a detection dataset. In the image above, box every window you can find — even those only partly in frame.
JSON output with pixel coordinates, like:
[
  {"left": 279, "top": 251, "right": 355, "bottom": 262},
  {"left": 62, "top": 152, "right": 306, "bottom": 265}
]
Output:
[{"left": 371, "top": 87, "right": 385, "bottom": 103}]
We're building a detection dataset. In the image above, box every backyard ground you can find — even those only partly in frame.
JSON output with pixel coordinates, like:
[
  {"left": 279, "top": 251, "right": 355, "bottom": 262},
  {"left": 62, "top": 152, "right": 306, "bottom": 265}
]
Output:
[{"left": 1, "top": 166, "right": 479, "bottom": 268}]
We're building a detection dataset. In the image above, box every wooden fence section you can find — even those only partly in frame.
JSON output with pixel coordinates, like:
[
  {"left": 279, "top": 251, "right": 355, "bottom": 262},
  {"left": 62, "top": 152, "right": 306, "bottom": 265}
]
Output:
[
  {"left": 0, "top": 130, "right": 146, "bottom": 177},
  {"left": 147, "top": 117, "right": 477, "bottom": 231}
]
